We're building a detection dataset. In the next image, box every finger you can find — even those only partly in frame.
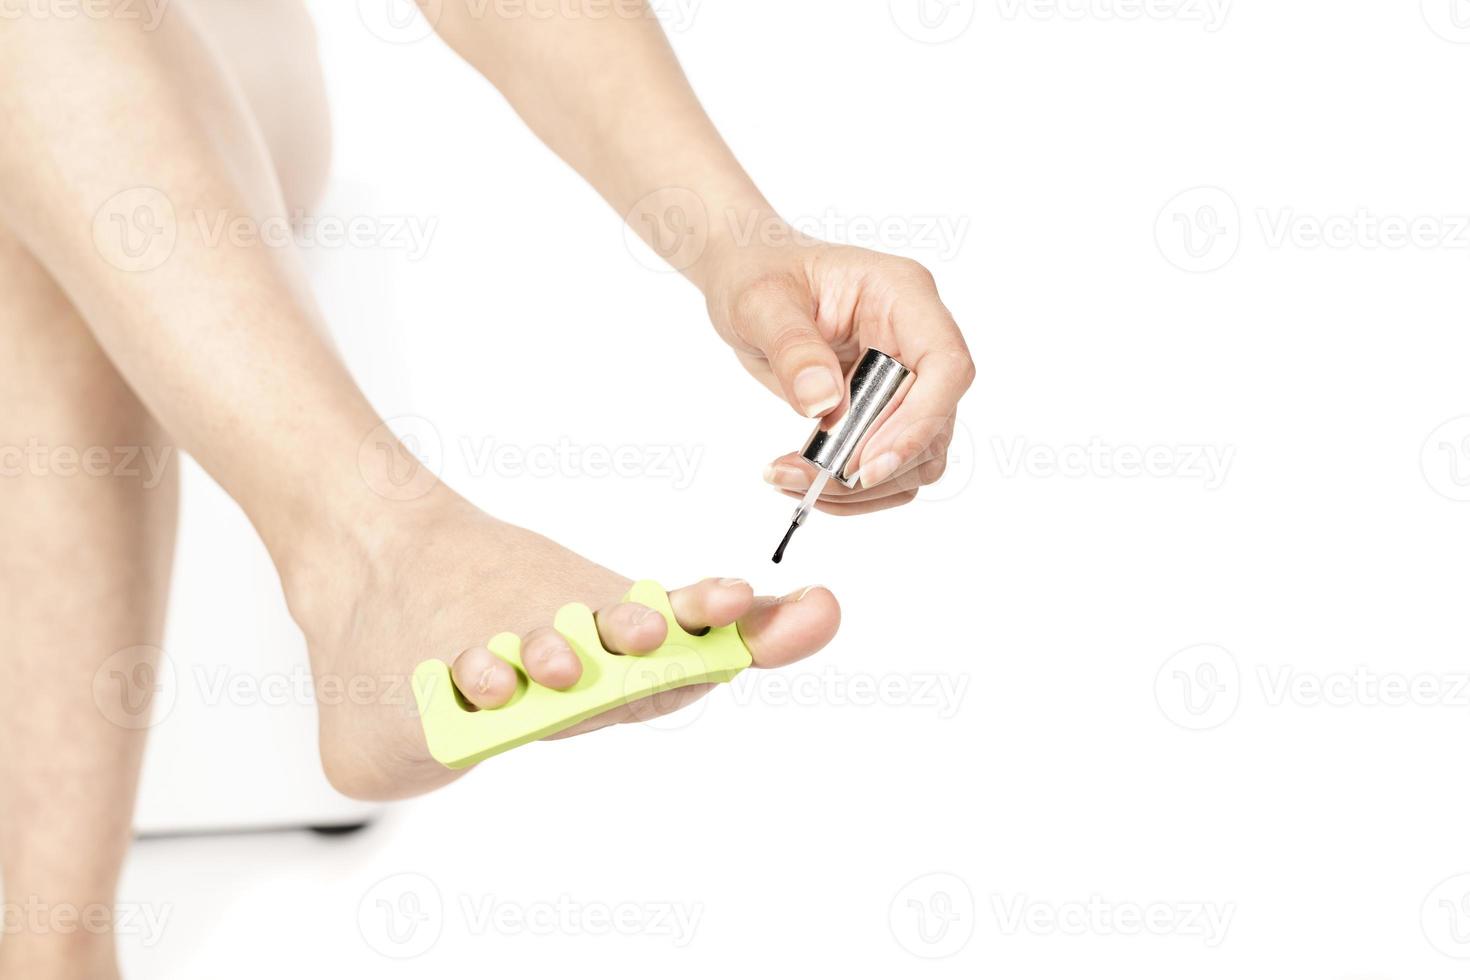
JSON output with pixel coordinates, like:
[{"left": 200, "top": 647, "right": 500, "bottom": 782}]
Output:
[
  {"left": 779, "top": 488, "right": 919, "bottom": 516},
  {"left": 594, "top": 602, "right": 668, "bottom": 655},
  {"left": 667, "top": 577, "right": 756, "bottom": 632},
  {"left": 449, "top": 645, "right": 521, "bottom": 710},
  {"left": 762, "top": 454, "right": 862, "bottom": 495},
  {"left": 857, "top": 284, "right": 974, "bottom": 486},
  {"left": 734, "top": 275, "right": 845, "bottom": 419},
  {"left": 777, "top": 472, "right": 925, "bottom": 503},
  {"left": 765, "top": 432, "right": 952, "bottom": 499},
  {"left": 737, "top": 586, "right": 841, "bottom": 669},
  {"left": 519, "top": 627, "right": 584, "bottom": 689}
]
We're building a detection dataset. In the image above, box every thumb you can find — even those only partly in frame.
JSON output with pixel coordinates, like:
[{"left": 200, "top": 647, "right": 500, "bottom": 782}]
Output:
[{"left": 740, "top": 282, "right": 845, "bottom": 418}]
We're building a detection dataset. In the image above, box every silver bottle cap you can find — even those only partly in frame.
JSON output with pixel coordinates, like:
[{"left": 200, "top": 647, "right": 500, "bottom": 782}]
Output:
[{"left": 799, "top": 348, "right": 913, "bottom": 487}]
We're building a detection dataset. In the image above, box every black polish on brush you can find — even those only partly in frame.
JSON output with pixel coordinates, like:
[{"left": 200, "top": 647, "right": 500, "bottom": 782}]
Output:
[{"left": 771, "top": 520, "right": 800, "bottom": 564}]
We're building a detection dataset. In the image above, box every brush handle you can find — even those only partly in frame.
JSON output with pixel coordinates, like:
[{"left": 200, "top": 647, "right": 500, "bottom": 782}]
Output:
[{"left": 412, "top": 580, "right": 753, "bottom": 768}]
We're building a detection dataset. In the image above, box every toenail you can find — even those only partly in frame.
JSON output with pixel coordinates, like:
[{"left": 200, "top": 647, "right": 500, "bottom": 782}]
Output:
[
  {"left": 784, "top": 585, "right": 819, "bottom": 603},
  {"left": 475, "top": 667, "right": 497, "bottom": 694},
  {"left": 717, "top": 577, "right": 749, "bottom": 589}
]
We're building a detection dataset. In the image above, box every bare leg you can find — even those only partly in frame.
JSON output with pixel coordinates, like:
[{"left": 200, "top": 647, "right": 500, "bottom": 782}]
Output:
[
  {"left": 0, "top": 5, "right": 328, "bottom": 976},
  {"left": 0, "top": 6, "right": 840, "bottom": 811},
  {"left": 0, "top": 229, "right": 177, "bottom": 980}
]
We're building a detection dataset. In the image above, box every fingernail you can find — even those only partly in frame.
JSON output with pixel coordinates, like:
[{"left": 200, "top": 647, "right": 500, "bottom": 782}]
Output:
[
  {"left": 717, "top": 577, "right": 749, "bottom": 589},
  {"left": 793, "top": 367, "right": 842, "bottom": 418},
  {"left": 763, "top": 464, "right": 809, "bottom": 491},
  {"left": 859, "top": 451, "right": 902, "bottom": 488}
]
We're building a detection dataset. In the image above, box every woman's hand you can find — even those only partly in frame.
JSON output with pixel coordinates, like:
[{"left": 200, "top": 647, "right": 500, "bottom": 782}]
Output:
[{"left": 701, "top": 228, "right": 975, "bottom": 514}]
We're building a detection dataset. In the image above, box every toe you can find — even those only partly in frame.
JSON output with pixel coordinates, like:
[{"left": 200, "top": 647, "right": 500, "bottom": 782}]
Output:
[
  {"left": 595, "top": 601, "right": 668, "bottom": 655},
  {"left": 668, "top": 577, "right": 757, "bottom": 632},
  {"left": 737, "top": 586, "right": 841, "bottom": 669},
  {"left": 521, "top": 627, "right": 583, "bottom": 689},
  {"left": 450, "top": 645, "right": 521, "bottom": 709}
]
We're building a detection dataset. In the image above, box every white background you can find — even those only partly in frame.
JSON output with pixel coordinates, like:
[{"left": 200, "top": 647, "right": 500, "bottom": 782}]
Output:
[{"left": 116, "top": 0, "right": 1470, "bottom": 977}]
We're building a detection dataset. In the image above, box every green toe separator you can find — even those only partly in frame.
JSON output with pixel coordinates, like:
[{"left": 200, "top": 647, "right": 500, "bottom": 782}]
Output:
[{"left": 412, "top": 580, "right": 753, "bottom": 769}]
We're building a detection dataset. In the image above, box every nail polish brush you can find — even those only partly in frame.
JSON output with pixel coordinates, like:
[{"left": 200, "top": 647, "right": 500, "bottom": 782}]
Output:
[{"left": 771, "top": 348, "right": 912, "bottom": 563}]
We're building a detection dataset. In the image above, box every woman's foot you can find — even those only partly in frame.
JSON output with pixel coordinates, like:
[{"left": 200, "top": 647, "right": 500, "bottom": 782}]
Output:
[{"left": 284, "top": 491, "right": 840, "bottom": 800}]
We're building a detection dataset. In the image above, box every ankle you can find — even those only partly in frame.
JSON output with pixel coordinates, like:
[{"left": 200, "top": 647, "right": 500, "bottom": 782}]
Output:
[{"left": 270, "top": 479, "right": 471, "bottom": 637}]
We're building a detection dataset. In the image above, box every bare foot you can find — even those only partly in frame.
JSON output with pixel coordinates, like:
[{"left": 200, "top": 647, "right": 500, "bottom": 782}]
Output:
[{"left": 286, "top": 492, "right": 840, "bottom": 801}]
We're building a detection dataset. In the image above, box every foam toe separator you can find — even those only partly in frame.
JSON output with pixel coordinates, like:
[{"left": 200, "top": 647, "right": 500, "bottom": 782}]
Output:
[{"left": 411, "top": 580, "right": 753, "bottom": 768}]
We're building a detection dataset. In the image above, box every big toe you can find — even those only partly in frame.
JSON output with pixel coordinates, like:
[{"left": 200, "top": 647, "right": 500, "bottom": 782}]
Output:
[{"left": 737, "top": 586, "right": 841, "bottom": 669}]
